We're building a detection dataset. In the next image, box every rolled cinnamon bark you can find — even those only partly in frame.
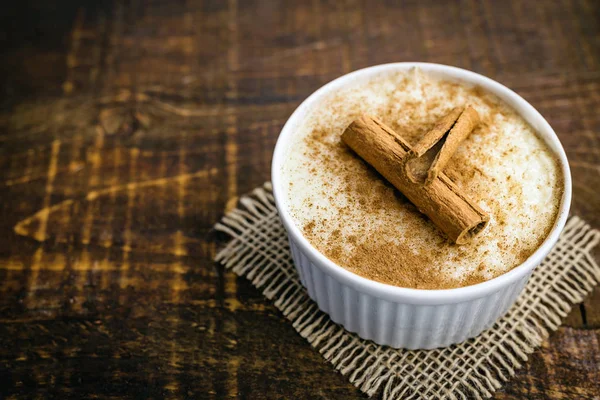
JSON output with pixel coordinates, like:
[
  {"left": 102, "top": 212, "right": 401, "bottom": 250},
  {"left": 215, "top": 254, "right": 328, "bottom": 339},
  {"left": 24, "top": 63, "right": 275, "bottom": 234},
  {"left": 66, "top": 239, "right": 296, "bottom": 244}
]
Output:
[
  {"left": 341, "top": 115, "right": 488, "bottom": 244},
  {"left": 425, "top": 106, "right": 480, "bottom": 184},
  {"left": 405, "top": 106, "right": 480, "bottom": 185}
]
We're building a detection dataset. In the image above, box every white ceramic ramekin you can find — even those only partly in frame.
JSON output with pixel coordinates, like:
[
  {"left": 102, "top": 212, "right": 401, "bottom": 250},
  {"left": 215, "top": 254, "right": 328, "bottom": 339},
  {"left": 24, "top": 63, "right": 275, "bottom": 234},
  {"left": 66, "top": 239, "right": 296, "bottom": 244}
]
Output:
[{"left": 271, "top": 63, "right": 572, "bottom": 350}]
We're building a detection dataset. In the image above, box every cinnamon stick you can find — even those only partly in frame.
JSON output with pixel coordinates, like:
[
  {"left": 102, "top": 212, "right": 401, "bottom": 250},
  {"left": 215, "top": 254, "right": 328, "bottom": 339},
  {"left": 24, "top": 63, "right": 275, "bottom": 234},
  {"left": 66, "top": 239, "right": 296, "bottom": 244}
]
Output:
[
  {"left": 341, "top": 115, "right": 488, "bottom": 244},
  {"left": 404, "top": 107, "right": 462, "bottom": 184},
  {"left": 405, "top": 106, "right": 480, "bottom": 185}
]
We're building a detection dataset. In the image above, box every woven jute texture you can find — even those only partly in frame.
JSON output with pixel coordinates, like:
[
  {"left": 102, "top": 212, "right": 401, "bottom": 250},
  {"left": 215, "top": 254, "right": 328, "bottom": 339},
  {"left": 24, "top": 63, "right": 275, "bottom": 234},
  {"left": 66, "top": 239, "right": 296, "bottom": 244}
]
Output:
[{"left": 214, "top": 183, "right": 600, "bottom": 400}]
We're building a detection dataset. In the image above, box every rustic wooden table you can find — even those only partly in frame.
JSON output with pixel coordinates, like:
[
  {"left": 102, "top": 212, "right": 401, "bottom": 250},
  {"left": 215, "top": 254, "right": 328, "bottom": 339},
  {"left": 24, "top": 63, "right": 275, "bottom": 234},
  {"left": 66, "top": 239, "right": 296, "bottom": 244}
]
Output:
[{"left": 1, "top": 1, "right": 599, "bottom": 398}]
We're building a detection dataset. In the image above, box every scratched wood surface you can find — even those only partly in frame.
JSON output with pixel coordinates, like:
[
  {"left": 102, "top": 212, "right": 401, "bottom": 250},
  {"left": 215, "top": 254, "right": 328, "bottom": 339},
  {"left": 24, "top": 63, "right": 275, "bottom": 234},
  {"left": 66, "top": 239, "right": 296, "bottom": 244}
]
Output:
[{"left": 1, "top": 1, "right": 599, "bottom": 398}]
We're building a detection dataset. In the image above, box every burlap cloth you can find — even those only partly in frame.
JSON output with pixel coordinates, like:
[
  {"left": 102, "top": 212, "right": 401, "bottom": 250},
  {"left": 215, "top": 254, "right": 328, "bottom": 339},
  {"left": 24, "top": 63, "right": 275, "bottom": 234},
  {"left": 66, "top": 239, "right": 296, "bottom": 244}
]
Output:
[{"left": 214, "top": 182, "right": 600, "bottom": 399}]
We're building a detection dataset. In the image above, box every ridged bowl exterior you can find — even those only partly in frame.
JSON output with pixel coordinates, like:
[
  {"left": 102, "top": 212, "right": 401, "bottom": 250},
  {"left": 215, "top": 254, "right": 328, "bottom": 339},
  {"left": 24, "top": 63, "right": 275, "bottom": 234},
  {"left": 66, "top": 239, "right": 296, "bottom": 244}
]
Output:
[
  {"left": 289, "top": 238, "right": 531, "bottom": 349},
  {"left": 273, "top": 63, "right": 571, "bottom": 350}
]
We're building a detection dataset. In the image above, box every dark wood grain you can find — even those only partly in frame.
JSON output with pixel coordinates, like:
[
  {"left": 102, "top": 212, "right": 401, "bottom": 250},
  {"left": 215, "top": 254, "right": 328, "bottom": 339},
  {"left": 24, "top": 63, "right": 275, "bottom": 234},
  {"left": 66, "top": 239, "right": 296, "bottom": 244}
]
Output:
[{"left": 1, "top": 0, "right": 599, "bottom": 398}]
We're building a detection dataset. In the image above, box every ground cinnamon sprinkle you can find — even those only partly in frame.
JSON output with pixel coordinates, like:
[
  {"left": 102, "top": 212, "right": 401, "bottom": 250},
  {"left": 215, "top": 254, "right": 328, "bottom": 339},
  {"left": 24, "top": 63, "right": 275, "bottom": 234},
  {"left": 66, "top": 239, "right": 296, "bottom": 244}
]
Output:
[{"left": 286, "top": 69, "right": 563, "bottom": 290}]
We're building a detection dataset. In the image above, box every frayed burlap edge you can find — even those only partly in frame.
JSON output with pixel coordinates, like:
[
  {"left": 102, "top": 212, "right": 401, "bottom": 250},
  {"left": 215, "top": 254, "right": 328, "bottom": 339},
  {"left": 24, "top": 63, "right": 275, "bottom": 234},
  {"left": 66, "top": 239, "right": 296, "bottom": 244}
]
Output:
[{"left": 214, "top": 182, "right": 600, "bottom": 400}]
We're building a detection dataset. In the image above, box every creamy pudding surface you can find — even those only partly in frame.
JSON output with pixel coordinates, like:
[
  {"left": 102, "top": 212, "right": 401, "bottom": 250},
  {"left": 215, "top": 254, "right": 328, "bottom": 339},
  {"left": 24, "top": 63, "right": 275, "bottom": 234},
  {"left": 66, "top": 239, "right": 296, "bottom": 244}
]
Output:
[{"left": 281, "top": 68, "right": 563, "bottom": 289}]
